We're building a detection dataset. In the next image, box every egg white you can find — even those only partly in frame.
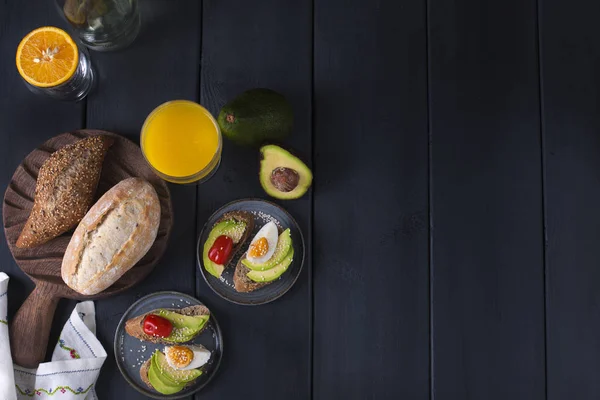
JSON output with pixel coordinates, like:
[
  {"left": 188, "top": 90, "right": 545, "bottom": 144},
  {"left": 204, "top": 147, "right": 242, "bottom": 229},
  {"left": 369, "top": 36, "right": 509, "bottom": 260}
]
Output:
[
  {"left": 246, "top": 221, "right": 279, "bottom": 264},
  {"left": 164, "top": 344, "right": 211, "bottom": 370}
]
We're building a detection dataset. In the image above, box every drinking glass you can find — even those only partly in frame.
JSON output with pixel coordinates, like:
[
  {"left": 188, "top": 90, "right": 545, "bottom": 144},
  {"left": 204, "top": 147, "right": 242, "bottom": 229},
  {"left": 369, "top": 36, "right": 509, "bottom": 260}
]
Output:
[
  {"left": 141, "top": 101, "right": 223, "bottom": 185},
  {"left": 56, "top": 0, "right": 141, "bottom": 51}
]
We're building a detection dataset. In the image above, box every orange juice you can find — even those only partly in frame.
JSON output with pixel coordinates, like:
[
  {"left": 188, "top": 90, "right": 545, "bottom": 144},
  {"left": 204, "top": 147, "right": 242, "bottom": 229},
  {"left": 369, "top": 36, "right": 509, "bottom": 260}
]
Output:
[{"left": 141, "top": 100, "right": 221, "bottom": 184}]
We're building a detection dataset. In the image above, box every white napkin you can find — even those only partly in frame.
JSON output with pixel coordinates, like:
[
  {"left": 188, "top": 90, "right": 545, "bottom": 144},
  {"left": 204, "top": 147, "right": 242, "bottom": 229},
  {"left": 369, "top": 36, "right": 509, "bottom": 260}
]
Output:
[
  {"left": 0, "top": 273, "right": 107, "bottom": 399},
  {"left": 0, "top": 272, "right": 16, "bottom": 399}
]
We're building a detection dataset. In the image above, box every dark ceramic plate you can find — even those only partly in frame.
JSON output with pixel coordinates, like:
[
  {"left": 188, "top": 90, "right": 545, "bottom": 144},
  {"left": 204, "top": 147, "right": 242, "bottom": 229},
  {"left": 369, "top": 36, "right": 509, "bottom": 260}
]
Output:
[
  {"left": 197, "top": 199, "right": 305, "bottom": 305},
  {"left": 114, "top": 292, "right": 223, "bottom": 399}
]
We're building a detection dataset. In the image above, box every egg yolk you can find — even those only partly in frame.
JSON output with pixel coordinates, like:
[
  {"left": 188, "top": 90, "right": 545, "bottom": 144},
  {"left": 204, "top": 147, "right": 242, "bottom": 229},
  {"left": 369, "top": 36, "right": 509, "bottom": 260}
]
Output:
[
  {"left": 167, "top": 346, "right": 194, "bottom": 368},
  {"left": 249, "top": 237, "right": 269, "bottom": 258}
]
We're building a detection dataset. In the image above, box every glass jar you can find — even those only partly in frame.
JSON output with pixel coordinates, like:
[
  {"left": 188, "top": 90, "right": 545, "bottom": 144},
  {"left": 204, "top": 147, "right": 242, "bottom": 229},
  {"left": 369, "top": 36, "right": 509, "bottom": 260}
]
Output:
[{"left": 56, "top": 0, "right": 141, "bottom": 51}]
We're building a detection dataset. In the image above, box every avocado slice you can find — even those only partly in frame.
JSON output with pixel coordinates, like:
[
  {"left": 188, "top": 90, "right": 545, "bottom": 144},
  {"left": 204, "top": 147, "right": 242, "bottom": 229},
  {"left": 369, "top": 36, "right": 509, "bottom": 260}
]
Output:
[
  {"left": 152, "top": 351, "right": 203, "bottom": 385},
  {"left": 259, "top": 145, "right": 312, "bottom": 200},
  {"left": 148, "top": 356, "right": 185, "bottom": 395},
  {"left": 242, "top": 229, "right": 292, "bottom": 271},
  {"left": 156, "top": 310, "right": 209, "bottom": 343},
  {"left": 203, "top": 219, "right": 247, "bottom": 278},
  {"left": 247, "top": 248, "right": 294, "bottom": 283},
  {"left": 217, "top": 88, "right": 293, "bottom": 146}
]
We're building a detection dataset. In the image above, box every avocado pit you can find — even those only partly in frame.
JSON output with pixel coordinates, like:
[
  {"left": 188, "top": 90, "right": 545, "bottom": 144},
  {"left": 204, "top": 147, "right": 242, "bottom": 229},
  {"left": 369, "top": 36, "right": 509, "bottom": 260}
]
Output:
[{"left": 270, "top": 167, "right": 299, "bottom": 192}]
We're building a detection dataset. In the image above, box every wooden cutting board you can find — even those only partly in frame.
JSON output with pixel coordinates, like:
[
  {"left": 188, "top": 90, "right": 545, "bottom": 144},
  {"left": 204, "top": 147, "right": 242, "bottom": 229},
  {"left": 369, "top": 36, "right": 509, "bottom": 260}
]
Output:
[{"left": 2, "top": 129, "right": 173, "bottom": 368}]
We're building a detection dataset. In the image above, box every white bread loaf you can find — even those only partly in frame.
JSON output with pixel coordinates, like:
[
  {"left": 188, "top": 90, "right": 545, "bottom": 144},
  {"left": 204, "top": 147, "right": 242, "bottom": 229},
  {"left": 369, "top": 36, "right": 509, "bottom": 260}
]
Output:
[{"left": 61, "top": 178, "right": 160, "bottom": 295}]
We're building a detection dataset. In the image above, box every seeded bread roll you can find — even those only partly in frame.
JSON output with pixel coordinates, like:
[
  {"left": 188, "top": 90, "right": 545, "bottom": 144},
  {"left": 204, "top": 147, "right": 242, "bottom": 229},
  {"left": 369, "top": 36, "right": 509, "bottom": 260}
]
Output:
[
  {"left": 61, "top": 178, "right": 160, "bottom": 295},
  {"left": 125, "top": 305, "right": 210, "bottom": 344},
  {"left": 16, "top": 135, "right": 113, "bottom": 248}
]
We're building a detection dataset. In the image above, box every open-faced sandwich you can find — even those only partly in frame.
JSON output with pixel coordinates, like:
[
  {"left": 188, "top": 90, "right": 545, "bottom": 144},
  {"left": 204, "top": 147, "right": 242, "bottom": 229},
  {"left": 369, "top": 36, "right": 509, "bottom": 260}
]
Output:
[
  {"left": 125, "top": 305, "right": 210, "bottom": 344},
  {"left": 202, "top": 211, "right": 254, "bottom": 279},
  {"left": 202, "top": 210, "right": 296, "bottom": 293},
  {"left": 125, "top": 305, "right": 212, "bottom": 395},
  {"left": 140, "top": 344, "right": 211, "bottom": 395},
  {"left": 233, "top": 221, "right": 294, "bottom": 293}
]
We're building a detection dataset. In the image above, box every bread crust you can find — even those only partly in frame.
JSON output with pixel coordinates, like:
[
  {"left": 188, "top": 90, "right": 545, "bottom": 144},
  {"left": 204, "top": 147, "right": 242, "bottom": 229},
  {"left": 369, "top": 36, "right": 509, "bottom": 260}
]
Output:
[
  {"left": 140, "top": 358, "right": 153, "bottom": 389},
  {"left": 61, "top": 178, "right": 160, "bottom": 295},
  {"left": 233, "top": 252, "right": 269, "bottom": 293},
  {"left": 125, "top": 305, "right": 210, "bottom": 344},
  {"left": 16, "top": 135, "right": 113, "bottom": 248}
]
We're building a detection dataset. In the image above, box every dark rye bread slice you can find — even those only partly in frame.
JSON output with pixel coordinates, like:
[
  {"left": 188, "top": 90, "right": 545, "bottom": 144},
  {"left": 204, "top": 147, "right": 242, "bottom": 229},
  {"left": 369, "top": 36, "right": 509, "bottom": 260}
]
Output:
[
  {"left": 125, "top": 305, "right": 210, "bottom": 344},
  {"left": 140, "top": 358, "right": 153, "bottom": 389},
  {"left": 209, "top": 210, "right": 255, "bottom": 273},
  {"left": 233, "top": 252, "right": 269, "bottom": 293},
  {"left": 140, "top": 353, "right": 199, "bottom": 392}
]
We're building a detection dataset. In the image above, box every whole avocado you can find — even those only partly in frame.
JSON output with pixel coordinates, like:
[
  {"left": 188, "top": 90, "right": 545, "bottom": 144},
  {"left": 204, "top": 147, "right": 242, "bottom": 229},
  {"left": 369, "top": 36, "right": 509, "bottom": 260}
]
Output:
[{"left": 217, "top": 88, "right": 293, "bottom": 146}]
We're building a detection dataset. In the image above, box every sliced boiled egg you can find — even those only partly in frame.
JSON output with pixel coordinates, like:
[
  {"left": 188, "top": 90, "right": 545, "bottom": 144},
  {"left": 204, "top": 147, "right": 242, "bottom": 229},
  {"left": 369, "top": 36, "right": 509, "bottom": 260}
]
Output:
[
  {"left": 246, "top": 221, "right": 279, "bottom": 264},
  {"left": 164, "top": 344, "right": 211, "bottom": 370}
]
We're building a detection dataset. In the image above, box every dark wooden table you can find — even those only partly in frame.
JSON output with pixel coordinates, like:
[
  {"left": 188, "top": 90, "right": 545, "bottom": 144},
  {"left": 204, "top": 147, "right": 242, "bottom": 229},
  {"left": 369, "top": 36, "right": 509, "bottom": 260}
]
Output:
[{"left": 1, "top": 0, "right": 598, "bottom": 398}]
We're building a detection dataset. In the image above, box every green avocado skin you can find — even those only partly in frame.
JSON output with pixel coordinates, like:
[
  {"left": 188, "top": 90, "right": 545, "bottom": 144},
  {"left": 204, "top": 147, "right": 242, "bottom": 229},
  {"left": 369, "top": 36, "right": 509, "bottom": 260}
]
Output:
[
  {"left": 148, "top": 356, "right": 185, "bottom": 394},
  {"left": 203, "top": 220, "right": 247, "bottom": 278},
  {"left": 242, "top": 229, "right": 292, "bottom": 271},
  {"left": 153, "top": 351, "right": 202, "bottom": 384},
  {"left": 218, "top": 88, "right": 293, "bottom": 146},
  {"left": 156, "top": 309, "right": 209, "bottom": 343},
  {"left": 247, "top": 248, "right": 294, "bottom": 283}
]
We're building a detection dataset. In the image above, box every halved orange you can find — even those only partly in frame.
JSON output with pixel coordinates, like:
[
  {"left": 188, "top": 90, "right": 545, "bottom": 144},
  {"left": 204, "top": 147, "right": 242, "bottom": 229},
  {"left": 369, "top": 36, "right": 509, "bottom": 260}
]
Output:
[{"left": 16, "top": 27, "right": 79, "bottom": 88}]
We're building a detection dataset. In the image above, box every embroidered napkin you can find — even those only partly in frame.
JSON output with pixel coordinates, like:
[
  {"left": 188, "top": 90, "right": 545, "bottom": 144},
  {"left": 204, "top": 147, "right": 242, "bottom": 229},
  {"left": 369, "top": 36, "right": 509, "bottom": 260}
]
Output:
[
  {"left": 0, "top": 273, "right": 107, "bottom": 399},
  {"left": 0, "top": 272, "right": 16, "bottom": 400}
]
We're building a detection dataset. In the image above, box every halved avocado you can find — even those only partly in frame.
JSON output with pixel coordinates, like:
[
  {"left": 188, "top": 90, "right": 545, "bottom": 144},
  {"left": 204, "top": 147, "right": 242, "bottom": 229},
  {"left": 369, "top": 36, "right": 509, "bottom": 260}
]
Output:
[
  {"left": 148, "top": 355, "right": 185, "bottom": 395},
  {"left": 156, "top": 310, "right": 209, "bottom": 343},
  {"left": 247, "top": 248, "right": 294, "bottom": 283},
  {"left": 153, "top": 351, "right": 203, "bottom": 385},
  {"left": 259, "top": 145, "right": 312, "bottom": 200},
  {"left": 242, "top": 229, "right": 292, "bottom": 271},
  {"left": 203, "top": 219, "right": 247, "bottom": 278}
]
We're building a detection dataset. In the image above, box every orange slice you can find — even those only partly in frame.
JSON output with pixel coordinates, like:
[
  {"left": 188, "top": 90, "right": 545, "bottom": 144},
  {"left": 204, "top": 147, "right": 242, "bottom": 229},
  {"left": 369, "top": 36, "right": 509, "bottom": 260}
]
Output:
[{"left": 16, "top": 27, "right": 79, "bottom": 88}]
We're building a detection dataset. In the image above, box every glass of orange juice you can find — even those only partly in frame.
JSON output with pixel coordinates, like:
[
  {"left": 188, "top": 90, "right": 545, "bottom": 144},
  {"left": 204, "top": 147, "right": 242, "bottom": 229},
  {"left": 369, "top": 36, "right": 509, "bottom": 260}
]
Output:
[{"left": 141, "top": 100, "right": 222, "bottom": 184}]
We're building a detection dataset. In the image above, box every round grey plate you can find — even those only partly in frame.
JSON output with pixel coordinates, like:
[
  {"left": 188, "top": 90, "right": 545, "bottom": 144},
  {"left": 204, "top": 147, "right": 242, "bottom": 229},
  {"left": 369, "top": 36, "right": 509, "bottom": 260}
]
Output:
[
  {"left": 197, "top": 199, "right": 305, "bottom": 305},
  {"left": 114, "top": 291, "right": 223, "bottom": 399}
]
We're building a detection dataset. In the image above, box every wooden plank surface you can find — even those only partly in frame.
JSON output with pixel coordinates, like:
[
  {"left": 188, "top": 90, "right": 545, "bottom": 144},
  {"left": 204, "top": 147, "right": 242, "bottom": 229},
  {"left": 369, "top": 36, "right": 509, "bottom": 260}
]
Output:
[
  {"left": 5, "top": 0, "right": 600, "bottom": 399},
  {"left": 0, "top": 0, "right": 84, "bottom": 362},
  {"left": 196, "top": 0, "right": 312, "bottom": 399},
  {"left": 428, "top": 0, "right": 546, "bottom": 398},
  {"left": 540, "top": 0, "right": 600, "bottom": 398},
  {"left": 313, "top": 0, "right": 430, "bottom": 398},
  {"left": 84, "top": 1, "right": 201, "bottom": 398}
]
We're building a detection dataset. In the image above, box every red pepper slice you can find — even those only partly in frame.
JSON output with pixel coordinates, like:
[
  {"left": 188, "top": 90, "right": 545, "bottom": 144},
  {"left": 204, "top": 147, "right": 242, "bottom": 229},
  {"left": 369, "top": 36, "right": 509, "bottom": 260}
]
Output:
[
  {"left": 208, "top": 235, "right": 234, "bottom": 265},
  {"left": 143, "top": 314, "right": 173, "bottom": 338}
]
